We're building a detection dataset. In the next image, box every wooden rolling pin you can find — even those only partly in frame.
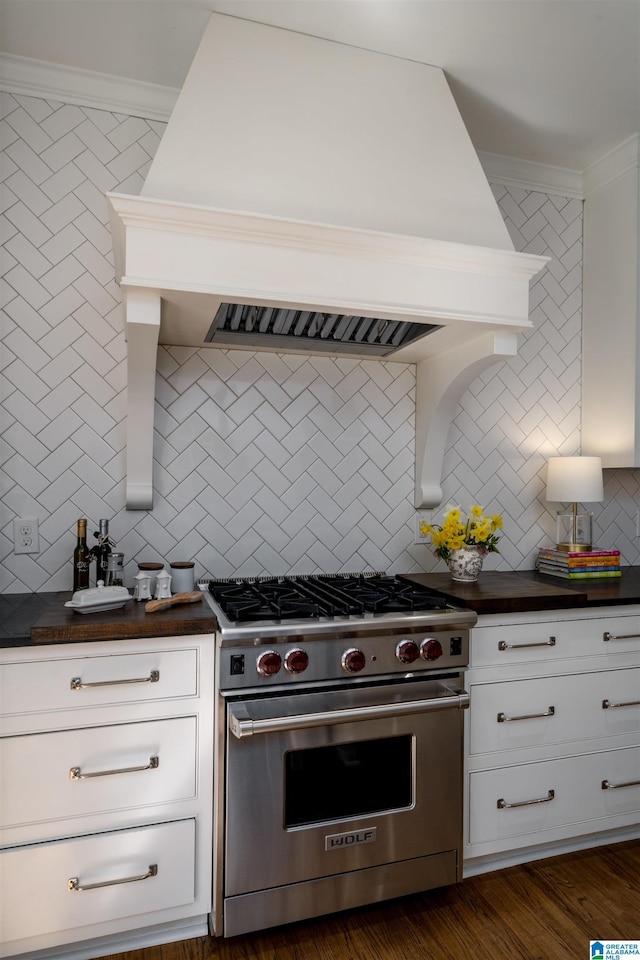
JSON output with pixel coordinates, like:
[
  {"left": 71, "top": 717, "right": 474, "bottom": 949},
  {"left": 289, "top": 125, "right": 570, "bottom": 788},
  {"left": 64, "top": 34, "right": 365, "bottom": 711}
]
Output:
[{"left": 145, "top": 591, "right": 203, "bottom": 613}]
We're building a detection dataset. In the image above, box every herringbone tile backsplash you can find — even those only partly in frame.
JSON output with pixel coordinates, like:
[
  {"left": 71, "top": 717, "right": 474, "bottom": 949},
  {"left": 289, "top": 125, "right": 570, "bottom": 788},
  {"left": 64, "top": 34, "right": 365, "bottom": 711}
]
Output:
[{"left": 2, "top": 92, "right": 640, "bottom": 592}]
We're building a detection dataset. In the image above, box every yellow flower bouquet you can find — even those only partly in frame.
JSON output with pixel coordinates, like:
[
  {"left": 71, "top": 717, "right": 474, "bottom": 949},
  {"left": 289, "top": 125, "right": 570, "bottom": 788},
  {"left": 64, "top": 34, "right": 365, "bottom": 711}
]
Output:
[{"left": 420, "top": 505, "right": 503, "bottom": 563}]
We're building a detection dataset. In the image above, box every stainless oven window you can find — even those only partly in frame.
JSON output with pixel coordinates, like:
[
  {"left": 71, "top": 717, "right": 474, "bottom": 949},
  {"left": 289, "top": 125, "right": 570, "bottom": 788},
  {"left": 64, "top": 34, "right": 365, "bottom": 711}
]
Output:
[{"left": 284, "top": 735, "right": 412, "bottom": 827}]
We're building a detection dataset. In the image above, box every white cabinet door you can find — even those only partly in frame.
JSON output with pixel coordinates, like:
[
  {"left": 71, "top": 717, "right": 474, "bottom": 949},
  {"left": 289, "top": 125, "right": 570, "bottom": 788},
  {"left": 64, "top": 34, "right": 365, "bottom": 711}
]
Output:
[
  {"left": 470, "top": 669, "right": 640, "bottom": 755},
  {"left": 0, "top": 717, "right": 197, "bottom": 834},
  {"left": 471, "top": 616, "right": 640, "bottom": 668},
  {"left": 0, "top": 819, "right": 195, "bottom": 945},
  {"left": 0, "top": 648, "right": 198, "bottom": 717},
  {"left": 469, "top": 747, "right": 640, "bottom": 845}
]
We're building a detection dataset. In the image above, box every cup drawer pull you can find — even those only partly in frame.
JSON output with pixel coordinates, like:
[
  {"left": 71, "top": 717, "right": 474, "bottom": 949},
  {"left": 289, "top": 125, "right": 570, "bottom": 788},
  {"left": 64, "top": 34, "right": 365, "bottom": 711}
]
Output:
[
  {"left": 70, "top": 670, "right": 159, "bottom": 690},
  {"left": 69, "top": 756, "right": 159, "bottom": 780},
  {"left": 497, "top": 706, "right": 555, "bottom": 723},
  {"left": 497, "top": 789, "right": 555, "bottom": 809},
  {"left": 68, "top": 864, "right": 157, "bottom": 892},
  {"left": 498, "top": 637, "right": 556, "bottom": 651}
]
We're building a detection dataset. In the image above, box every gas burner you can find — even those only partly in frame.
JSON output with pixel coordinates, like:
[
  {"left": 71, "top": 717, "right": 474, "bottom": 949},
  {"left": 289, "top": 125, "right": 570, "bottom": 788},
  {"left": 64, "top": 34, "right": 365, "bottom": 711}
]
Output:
[
  {"left": 222, "top": 598, "right": 323, "bottom": 623},
  {"left": 208, "top": 576, "right": 355, "bottom": 620},
  {"left": 207, "top": 572, "right": 454, "bottom": 627},
  {"left": 317, "top": 574, "right": 448, "bottom": 613}
]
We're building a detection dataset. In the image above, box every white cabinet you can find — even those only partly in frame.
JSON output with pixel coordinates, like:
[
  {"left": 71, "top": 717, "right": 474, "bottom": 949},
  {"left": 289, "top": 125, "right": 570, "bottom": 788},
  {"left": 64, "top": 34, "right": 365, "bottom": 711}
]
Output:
[
  {"left": 469, "top": 669, "right": 640, "bottom": 755},
  {"left": 0, "top": 648, "right": 198, "bottom": 718},
  {"left": 0, "top": 635, "right": 214, "bottom": 959},
  {"left": 582, "top": 135, "right": 640, "bottom": 465},
  {"left": 0, "top": 717, "right": 197, "bottom": 833},
  {"left": 464, "top": 606, "right": 640, "bottom": 875},
  {"left": 1, "top": 820, "right": 196, "bottom": 945},
  {"left": 470, "top": 748, "right": 640, "bottom": 845}
]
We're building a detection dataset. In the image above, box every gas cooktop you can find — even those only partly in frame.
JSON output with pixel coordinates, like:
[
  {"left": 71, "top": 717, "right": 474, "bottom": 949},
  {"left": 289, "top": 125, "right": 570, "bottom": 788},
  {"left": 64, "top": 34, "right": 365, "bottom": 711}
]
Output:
[{"left": 202, "top": 573, "right": 476, "bottom": 642}]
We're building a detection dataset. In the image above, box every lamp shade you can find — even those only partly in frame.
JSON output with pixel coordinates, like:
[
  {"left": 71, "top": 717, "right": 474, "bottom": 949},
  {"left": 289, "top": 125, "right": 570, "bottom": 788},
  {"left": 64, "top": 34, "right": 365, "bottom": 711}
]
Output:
[{"left": 545, "top": 456, "right": 604, "bottom": 504}]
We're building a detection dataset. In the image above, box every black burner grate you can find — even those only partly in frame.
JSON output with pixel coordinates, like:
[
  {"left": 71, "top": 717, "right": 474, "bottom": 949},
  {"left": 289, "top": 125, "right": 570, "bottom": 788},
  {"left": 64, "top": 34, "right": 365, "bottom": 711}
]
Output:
[{"left": 207, "top": 574, "right": 448, "bottom": 623}]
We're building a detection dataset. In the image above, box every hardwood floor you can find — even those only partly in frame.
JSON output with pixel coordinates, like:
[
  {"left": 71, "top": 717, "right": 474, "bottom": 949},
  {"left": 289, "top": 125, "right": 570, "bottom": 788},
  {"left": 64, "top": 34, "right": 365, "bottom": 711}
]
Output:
[{"left": 102, "top": 840, "right": 640, "bottom": 960}]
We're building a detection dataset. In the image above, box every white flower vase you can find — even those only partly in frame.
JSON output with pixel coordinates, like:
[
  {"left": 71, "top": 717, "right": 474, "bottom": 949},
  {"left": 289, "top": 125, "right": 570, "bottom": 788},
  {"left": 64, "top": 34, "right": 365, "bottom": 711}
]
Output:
[{"left": 447, "top": 546, "right": 484, "bottom": 582}]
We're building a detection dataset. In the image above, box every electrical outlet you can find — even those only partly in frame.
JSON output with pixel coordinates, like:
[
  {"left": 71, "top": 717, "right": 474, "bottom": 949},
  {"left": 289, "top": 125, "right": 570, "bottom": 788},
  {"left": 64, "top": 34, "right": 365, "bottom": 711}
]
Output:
[
  {"left": 636, "top": 511, "right": 640, "bottom": 537},
  {"left": 414, "top": 512, "right": 431, "bottom": 545},
  {"left": 13, "top": 517, "right": 39, "bottom": 554}
]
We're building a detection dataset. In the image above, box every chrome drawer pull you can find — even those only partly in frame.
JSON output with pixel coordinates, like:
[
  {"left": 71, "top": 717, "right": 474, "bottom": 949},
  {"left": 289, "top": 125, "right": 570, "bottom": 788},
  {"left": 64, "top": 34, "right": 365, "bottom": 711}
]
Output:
[
  {"left": 601, "top": 778, "right": 640, "bottom": 790},
  {"left": 603, "top": 631, "right": 640, "bottom": 642},
  {"left": 602, "top": 698, "right": 640, "bottom": 709},
  {"left": 497, "top": 789, "right": 555, "bottom": 809},
  {"left": 498, "top": 637, "right": 556, "bottom": 651},
  {"left": 69, "top": 756, "right": 159, "bottom": 780},
  {"left": 68, "top": 864, "right": 157, "bottom": 892},
  {"left": 497, "top": 706, "right": 555, "bottom": 723},
  {"left": 70, "top": 670, "right": 159, "bottom": 690}
]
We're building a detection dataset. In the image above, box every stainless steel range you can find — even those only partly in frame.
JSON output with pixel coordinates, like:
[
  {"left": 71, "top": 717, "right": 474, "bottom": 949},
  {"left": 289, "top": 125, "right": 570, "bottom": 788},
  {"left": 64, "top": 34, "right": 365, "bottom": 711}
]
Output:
[{"left": 203, "top": 573, "right": 476, "bottom": 938}]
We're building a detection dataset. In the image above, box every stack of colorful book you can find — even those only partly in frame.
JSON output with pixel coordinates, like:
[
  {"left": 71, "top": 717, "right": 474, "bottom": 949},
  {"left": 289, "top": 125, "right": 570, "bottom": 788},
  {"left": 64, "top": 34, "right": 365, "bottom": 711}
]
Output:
[{"left": 536, "top": 548, "right": 621, "bottom": 579}]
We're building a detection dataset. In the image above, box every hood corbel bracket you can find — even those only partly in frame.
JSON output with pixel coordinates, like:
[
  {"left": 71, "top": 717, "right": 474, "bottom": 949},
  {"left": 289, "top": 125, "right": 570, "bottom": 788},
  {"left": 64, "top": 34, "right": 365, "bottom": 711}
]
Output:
[
  {"left": 415, "top": 331, "right": 519, "bottom": 508},
  {"left": 123, "top": 288, "right": 161, "bottom": 510}
]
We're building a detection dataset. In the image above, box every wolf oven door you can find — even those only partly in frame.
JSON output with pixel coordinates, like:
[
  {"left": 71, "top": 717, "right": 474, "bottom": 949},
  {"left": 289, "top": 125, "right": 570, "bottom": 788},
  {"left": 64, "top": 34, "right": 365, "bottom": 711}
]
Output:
[{"left": 224, "top": 675, "right": 468, "bottom": 898}]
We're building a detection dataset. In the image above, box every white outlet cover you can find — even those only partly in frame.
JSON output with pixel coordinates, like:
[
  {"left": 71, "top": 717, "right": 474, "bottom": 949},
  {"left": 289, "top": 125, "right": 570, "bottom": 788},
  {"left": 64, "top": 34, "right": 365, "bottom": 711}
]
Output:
[{"left": 13, "top": 517, "right": 39, "bottom": 554}]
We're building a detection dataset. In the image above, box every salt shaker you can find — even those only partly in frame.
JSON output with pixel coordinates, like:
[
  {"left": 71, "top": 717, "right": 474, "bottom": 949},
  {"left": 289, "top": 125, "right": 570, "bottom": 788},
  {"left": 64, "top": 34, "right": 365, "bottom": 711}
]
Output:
[
  {"left": 133, "top": 570, "right": 152, "bottom": 601},
  {"left": 154, "top": 568, "right": 172, "bottom": 600},
  {"left": 136, "top": 562, "right": 163, "bottom": 596}
]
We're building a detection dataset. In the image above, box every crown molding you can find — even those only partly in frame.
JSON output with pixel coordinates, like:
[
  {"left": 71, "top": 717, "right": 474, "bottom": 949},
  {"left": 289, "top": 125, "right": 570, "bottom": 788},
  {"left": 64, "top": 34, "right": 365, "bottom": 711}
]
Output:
[
  {"left": 582, "top": 134, "right": 640, "bottom": 197},
  {"left": 478, "top": 150, "right": 583, "bottom": 198},
  {"left": 0, "top": 52, "right": 177, "bottom": 121},
  {"left": 2, "top": 52, "right": 635, "bottom": 201}
]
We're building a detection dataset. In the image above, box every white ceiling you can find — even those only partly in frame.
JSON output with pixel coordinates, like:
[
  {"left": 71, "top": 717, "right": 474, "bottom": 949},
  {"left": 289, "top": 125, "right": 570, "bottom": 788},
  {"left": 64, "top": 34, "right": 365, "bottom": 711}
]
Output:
[{"left": 0, "top": 0, "right": 638, "bottom": 171}]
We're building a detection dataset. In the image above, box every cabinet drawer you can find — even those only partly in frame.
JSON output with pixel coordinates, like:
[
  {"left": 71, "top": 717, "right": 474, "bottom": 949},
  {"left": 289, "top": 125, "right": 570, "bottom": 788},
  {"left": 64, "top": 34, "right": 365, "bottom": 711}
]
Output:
[
  {"left": 0, "top": 818, "right": 195, "bottom": 945},
  {"left": 469, "top": 746, "right": 640, "bottom": 844},
  {"left": 0, "top": 717, "right": 196, "bottom": 832},
  {"left": 0, "top": 648, "right": 198, "bottom": 717},
  {"left": 470, "top": 669, "right": 640, "bottom": 755},
  {"left": 471, "top": 615, "right": 640, "bottom": 668}
]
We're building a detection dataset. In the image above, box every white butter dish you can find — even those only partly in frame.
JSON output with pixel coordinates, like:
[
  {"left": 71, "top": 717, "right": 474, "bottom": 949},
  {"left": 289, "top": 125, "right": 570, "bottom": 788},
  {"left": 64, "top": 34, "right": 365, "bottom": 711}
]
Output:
[{"left": 65, "top": 584, "right": 132, "bottom": 614}]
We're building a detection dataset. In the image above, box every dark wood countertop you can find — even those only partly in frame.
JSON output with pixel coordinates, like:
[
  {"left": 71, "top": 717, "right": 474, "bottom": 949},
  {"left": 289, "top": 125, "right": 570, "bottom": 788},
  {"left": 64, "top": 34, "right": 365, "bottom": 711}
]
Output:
[
  {"left": 0, "top": 591, "right": 218, "bottom": 647},
  {"left": 3, "top": 569, "right": 640, "bottom": 647},
  {"left": 403, "top": 568, "right": 640, "bottom": 614}
]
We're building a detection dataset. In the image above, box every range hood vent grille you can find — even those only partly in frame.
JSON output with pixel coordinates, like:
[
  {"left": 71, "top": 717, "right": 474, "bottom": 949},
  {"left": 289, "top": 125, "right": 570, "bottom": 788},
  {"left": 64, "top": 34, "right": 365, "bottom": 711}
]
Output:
[{"left": 206, "top": 303, "right": 441, "bottom": 356}]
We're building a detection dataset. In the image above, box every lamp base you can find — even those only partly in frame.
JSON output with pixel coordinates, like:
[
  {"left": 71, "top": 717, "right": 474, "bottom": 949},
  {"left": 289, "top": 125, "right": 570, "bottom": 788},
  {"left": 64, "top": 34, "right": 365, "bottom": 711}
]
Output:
[
  {"left": 555, "top": 511, "right": 593, "bottom": 553},
  {"left": 555, "top": 542, "right": 593, "bottom": 553}
]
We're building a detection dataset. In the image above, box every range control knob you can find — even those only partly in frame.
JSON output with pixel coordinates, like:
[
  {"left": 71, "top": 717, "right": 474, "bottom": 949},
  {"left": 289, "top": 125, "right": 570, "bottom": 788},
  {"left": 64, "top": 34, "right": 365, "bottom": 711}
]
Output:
[
  {"left": 396, "top": 640, "right": 420, "bottom": 664},
  {"left": 256, "top": 650, "right": 282, "bottom": 676},
  {"left": 342, "top": 648, "right": 366, "bottom": 673},
  {"left": 285, "top": 648, "right": 309, "bottom": 674},
  {"left": 420, "top": 638, "right": 443, "bottom": 661}
]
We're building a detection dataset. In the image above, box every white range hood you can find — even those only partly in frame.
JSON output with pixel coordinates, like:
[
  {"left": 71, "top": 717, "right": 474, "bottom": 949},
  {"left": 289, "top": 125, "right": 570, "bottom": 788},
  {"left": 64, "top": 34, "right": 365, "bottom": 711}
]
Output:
[{"left": 107, "top": 12, "right": 547, "bottom": 510}]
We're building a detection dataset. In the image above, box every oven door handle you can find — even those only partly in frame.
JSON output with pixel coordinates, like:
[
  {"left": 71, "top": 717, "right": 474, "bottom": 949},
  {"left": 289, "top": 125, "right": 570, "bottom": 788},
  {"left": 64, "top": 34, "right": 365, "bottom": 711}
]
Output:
[{"left": 228, "top": 688, "right": 469, "bottom": 739}]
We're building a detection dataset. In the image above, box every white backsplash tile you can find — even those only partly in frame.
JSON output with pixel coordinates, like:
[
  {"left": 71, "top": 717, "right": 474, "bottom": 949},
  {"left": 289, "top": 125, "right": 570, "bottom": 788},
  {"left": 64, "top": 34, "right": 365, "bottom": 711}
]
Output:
[{"left": 2, "top": 91, "right": 640, "bottom": 593}]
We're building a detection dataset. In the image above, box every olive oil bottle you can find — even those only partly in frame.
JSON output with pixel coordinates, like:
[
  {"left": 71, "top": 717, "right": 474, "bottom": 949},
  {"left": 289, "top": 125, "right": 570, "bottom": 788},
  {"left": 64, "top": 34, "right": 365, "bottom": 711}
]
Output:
[{"left": 73, "top": 519, "right": 91, "bottom": 591}]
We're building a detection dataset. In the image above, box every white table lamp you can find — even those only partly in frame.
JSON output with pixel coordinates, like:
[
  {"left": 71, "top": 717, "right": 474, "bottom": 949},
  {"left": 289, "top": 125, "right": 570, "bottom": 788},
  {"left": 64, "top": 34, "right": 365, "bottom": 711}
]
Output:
[{"left": 545, "top": 456, "right": 603, "bottom": 551}]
